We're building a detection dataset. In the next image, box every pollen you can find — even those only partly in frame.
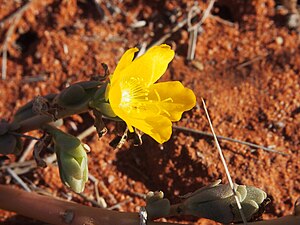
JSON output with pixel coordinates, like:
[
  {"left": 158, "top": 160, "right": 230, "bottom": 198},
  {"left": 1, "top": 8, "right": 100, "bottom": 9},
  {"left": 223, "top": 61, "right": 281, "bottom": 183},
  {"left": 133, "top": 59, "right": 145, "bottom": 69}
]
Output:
[{"left": 121, "top": 90, "right": 131, "bottom": 103}]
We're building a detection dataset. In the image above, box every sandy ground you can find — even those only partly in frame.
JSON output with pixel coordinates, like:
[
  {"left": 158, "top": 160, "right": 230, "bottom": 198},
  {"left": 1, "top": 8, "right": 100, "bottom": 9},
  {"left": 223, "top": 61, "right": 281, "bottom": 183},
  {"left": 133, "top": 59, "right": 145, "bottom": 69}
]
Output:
[{"left": 0, "top": 0, "right": 299, "bottom": 224}]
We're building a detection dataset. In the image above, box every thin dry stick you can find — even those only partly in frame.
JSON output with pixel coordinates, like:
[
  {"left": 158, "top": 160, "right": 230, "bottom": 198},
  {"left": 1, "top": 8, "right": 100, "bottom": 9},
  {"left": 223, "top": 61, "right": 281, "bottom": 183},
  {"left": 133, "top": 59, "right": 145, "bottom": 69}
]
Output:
[
  {"left": 209, "top": 14, "right": 236, "bottom": 27},
  {"left": 0, "top": 153, "right": 56, "bottom": 171},
  {"left": 150, "top": 8, "right": 200, "bottom": 47},
  {"left": 75, "top": 191, "right": 106, "bottom": 208},
  {"left": 223, "top": 54, "right": 269, "bottom": 72},
  {"left": 187, "top": 0, "right": 215, "bottom": 60},
  {"left": 88, "top": 174, "right": 107, "bottom": 208},
  {"left": 153, "top": 0, "right": 215, "bottom": 49},
  {"left": 98, "top": 180, "right": 118, "bottom": 204},
  {"left": 18, "top": 139, "right": 38, "bottom": 163},
  {"left": 0, "top": 1, "right": 32, "bottom": 27},
  {"left": 107, "top": 197, "right": 133, "bottom": 210},
  {"left": 187, "top": 5, "right": 200, "bottom": 60},
  {"left": 76, "top": 125, "right": 97, "bottom": 140},
  {"left": 236, "top": 55, "right": 266, "bottom": 70},
  {"left": 6, "top": 167, "right": 31, "bottom": 192},
  {"left": 1, "top": 158, "right": 42, "bottom": 170},
  {"left": 172, "top": 125, "right": 287, "bottom": 155},
  {"left": 199, "top": 0, "right": 216, "bottom": 25},
  {"left": 202, "top": 98, "right": 248, "bottom": 225},
  {"left": 1, "top": 0, "right": 33, "bottom": 80}
]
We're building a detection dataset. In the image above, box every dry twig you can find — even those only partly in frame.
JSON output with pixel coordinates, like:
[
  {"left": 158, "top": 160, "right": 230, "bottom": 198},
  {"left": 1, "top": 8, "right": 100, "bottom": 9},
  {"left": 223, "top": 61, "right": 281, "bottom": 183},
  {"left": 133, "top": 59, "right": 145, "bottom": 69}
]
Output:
[
  {"left": 187, "top": 0, "right": 218, "bottom": 60},
  {"left": 18, "top": 139, "right": 38, "bottom": 163},
  {"left": 107, "top": 197, "right": 133, "bottom": 210},
  {"left": 0, "top": 1, "right": 32, "bottom": 27},
  {"left": 172, "top": 125, "right": 287, "bottom": 155},
  {"left": 88, "top": 174, "right": 107, "bottom": 208},
  {"left": 202, "top": 98, "right": 248, "bottom": 225},
  {"left": 209, "top": 14, "right": 236, "bottom": 27},
  {"left": 1, "top": 0, "right": 34, "bottom": 80},
  {"left": 76, "top": 125, "right": 97, "bottom": 140},
  {"left": 6, "top": 167, "right": 31, "bottom": 192},
  {"left": 150, "top": 8, "right": 200, "bottom": 47}
]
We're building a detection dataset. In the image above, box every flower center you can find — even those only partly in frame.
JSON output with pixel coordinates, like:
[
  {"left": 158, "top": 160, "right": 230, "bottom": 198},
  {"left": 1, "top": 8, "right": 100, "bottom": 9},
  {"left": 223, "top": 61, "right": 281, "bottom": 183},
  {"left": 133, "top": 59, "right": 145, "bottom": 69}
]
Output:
[
  {"left": 120, "top": 77, "right": 149, "bottom": 104},
  {"left": 121, "top": 90, "right": 132, "bottom": 103},
  {"left": 117, "top": 77, "right": 175, "bottom": 119}
]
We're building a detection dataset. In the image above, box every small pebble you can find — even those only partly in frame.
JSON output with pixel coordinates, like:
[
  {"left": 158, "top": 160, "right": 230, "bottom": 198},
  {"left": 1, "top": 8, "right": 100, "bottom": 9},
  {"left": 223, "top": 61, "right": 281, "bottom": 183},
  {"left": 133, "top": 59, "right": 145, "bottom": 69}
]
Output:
[
  {"left": 275, "top": 36, "right": 284, "bottom": 45},
  {"left": 130, "top": 20, "right": 146, "bottom": 28},
  {"left": 108, "top": 175, "right": 115, "bottom": 183},
  {"left": 98, "top": 197, "right": 107, "bottom": 208}
]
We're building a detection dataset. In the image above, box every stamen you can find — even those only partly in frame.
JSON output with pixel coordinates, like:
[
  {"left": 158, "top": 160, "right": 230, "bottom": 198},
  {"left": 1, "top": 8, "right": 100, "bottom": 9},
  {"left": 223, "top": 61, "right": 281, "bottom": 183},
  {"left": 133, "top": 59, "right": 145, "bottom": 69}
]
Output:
[
  {"left": 162, "top": 109, "right": 171, "bottom": 117},
  {"left": 162, "top": 97, "right": 173, "bottom": 103},
  {"left": 154, "top": 89, "right": 161, "bottom": 101},
  {"left": 119, "top": 76, "right": 178, "bottom": 118}
]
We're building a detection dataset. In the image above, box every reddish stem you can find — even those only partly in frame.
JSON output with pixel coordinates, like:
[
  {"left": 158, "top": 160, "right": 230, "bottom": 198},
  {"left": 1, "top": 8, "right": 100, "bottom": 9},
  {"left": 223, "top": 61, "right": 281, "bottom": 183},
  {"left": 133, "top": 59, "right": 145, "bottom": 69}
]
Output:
[
  {"left": 0, "top": 185, "right": 186, "bottom": 225},
  {"left": 0, "top": 185, "right": 299, "bottom": 225}
]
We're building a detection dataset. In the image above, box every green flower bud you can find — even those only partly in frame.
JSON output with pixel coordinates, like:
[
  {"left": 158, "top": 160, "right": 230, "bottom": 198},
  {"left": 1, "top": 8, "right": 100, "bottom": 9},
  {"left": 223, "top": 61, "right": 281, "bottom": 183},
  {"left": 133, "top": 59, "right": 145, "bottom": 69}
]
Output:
[
  {"left": 89, "top": 85, "right": 118, "bottom": 119},
  {"left": 89, "top": 82, "right": 122, "bottom": 120},
  {"left": 179, "top": 180, "right": 268, "bottom": 223},
  {"left": 54, "top": 81, "right": 101, "bottom": 112},
  {"left": 232, "top": 186, "right": 268, "bottom": 222},
  {"left": 58, "top": 84, "right": 87, "bottom": 106},
  {"left": 90, "top": 102, "right": 117, "bottom": 118},
  {"left": 47, "top": 126, "right": 88, "bottom": 193}
]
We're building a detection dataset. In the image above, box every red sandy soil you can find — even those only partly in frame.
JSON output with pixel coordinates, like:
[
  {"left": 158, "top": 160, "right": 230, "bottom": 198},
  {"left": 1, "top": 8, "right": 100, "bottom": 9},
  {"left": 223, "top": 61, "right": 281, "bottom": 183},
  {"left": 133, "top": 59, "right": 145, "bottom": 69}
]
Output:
[{"left": 0, "top": 0, "right": 299, "bottom": 224}]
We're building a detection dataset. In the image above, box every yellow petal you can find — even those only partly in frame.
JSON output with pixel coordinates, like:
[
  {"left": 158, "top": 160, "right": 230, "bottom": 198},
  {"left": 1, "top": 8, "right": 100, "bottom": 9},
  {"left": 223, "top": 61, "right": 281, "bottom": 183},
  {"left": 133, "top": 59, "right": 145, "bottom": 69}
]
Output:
[
  {"left": 111, "top": 47, "right": 139, "bottom": 83},
  {"left": 108, "top": 81, "right": 135, "bottom": 132},
  {"left": 124, "top": 115, "right": 172, "bottom": 144},
  {"left": 148, "top": 81, "right": 196, "bottom": 121},
  {"left": 119, "top": 44, "right": 175, "bottom": 86}
]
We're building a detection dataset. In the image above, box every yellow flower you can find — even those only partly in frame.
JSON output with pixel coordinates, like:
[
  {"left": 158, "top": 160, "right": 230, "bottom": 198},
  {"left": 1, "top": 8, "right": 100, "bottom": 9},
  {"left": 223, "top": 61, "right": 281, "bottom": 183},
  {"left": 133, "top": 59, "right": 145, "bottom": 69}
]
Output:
[{"left": 108, "top": 44, "right": 196, "bottom": 144}]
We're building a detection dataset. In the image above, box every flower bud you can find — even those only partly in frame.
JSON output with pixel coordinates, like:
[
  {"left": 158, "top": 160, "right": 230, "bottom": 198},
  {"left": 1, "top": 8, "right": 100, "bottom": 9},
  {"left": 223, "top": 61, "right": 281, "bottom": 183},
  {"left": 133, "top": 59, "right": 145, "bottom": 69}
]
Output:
[
  {"left": 179, "top": 180, "right": 268, "bottom": 223},
  {"left": 49, "top": 127, "right": 88, "bottom": 193},
  {"left": 89, "top": 83, "right": 118, "bottom": 119},
  {"left": 55, "top": 81, "right": 101, "bottom": 112}
]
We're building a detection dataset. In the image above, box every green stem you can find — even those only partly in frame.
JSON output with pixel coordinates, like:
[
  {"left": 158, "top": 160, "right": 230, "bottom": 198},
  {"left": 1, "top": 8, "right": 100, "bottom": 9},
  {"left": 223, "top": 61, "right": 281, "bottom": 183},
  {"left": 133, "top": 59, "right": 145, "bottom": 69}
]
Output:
[{"left": 12, "top": 84, "right": 102, "bottom": 134}]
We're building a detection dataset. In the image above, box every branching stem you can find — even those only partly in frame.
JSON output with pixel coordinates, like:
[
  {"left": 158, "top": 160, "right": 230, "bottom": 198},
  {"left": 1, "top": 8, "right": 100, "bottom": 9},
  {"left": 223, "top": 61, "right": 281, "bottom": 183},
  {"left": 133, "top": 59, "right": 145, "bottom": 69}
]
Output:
[
  {"left": 0, "top": 185, "right": 299, "bottom": 225},
  {"left": 0, "top": 185, "right": 186, "bottom": 225}
]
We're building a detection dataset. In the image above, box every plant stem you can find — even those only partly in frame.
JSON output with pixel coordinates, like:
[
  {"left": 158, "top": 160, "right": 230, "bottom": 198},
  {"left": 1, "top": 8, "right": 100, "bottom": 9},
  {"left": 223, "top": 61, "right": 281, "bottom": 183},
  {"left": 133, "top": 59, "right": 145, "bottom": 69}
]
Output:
[
  {"left": 13, "top": 100, "right": 93, "bottom": 135},
  {"left": 0, "top": 185, "right": 186, "bottom": 225},
  {"left": 11, "top": 81, "right": 104, "bottom": 134},
  {"left": 15, "top": 114, "right": 56, "bottom": 133},
  {"left": 1, "top": 186, "right": 299, "bottom": 225}
]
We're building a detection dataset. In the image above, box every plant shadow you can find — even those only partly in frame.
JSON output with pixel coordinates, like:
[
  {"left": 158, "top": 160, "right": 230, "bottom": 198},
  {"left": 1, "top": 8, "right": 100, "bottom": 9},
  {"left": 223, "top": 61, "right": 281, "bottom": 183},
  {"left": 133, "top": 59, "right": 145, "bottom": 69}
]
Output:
[{"left": 114, "top": 134, "right": 216, "bottom": 202}]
